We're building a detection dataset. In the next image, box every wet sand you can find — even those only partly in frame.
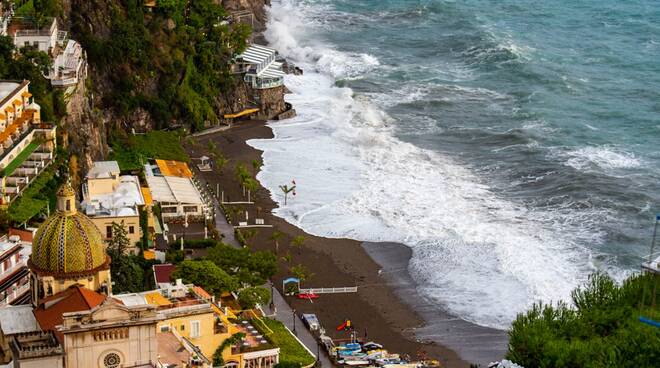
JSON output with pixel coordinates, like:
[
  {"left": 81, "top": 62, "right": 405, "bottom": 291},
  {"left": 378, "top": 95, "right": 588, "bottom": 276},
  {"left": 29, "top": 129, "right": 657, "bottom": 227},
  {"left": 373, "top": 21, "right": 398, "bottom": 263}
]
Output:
[
  {"left": 362, "top": 242, "right": 508, "bottom": 365},
  {"left": 186, "top": 120, "right": 505, "bottom": 367}
]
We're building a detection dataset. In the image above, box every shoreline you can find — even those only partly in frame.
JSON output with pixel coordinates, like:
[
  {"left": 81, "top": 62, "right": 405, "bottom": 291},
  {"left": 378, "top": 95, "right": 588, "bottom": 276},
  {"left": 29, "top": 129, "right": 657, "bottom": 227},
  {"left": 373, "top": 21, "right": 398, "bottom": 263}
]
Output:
[
  {"left": 187, "top": 120, "right": 498, "bottom": 367},
  {"left": 361, "top": 242, "right": 508, "bottom": 365}
]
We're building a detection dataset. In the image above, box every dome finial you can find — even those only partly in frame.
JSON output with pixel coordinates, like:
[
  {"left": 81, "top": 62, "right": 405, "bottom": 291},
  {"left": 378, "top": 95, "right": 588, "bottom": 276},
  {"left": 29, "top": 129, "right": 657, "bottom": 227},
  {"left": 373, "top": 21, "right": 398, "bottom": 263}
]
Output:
[{"left": 56, "top": 180, "right": 76, "bottom": 214}]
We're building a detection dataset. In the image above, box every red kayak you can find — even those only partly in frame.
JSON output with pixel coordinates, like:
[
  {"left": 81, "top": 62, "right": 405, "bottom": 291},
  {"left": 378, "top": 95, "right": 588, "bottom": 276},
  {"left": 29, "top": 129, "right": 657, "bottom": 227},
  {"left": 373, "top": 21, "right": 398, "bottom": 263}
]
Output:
[{"left": 297, "top": 293, "right": 319, "bottom": 300}]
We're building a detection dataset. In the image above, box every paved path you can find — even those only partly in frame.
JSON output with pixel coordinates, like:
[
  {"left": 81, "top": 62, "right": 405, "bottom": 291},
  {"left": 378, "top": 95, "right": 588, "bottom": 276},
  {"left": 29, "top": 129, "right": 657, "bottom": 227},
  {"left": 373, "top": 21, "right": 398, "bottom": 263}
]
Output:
[
  {"left": 212, "top": 194, "right": 332, "bottom": 366},
  {"left": 267, "top": 285, "right": 333, "bottom": 368}
]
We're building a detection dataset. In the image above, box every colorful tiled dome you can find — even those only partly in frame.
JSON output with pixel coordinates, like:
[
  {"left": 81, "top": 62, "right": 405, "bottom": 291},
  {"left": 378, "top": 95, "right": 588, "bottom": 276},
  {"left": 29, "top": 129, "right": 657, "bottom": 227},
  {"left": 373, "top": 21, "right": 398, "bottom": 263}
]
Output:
[{"left": 30, "top": 184, "right": 108, "bottom": 275}]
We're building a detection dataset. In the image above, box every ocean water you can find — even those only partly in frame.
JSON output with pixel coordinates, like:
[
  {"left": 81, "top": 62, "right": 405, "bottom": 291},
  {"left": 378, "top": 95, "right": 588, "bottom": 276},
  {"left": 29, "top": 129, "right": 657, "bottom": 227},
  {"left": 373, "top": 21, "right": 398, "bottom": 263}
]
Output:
[{"left": 248, "top": 0, "right": 660, "bottom": 329}]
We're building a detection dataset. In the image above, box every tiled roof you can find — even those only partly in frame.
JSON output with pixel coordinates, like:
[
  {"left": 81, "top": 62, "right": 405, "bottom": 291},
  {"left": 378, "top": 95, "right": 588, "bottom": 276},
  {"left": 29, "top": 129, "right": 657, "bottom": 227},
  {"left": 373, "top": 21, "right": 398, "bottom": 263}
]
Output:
[
  {"left": 33, "top": 285, "right": 106, "bottom": 342},
  {"left": 153, "top": 263, "right": 176, "bottom": 284}
]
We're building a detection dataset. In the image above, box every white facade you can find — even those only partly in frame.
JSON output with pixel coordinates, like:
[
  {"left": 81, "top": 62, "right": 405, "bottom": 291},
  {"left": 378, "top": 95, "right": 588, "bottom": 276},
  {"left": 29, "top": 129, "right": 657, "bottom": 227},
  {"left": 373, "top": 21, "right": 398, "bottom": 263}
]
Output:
[
  {"left": 0, "top": 236, "right": 31, "bottom": 306},
  {"left": 10, "top": 18, "right": 64, "bottom": 54},
  {"left": 237, "top": 45, "right": 285, "bottom": 89}
]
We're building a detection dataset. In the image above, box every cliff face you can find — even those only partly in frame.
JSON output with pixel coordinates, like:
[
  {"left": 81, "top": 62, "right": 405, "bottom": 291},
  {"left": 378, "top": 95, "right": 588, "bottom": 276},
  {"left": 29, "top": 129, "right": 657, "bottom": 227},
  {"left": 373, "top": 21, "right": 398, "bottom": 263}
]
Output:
[{"left": 53, "top": 0, "right": 272, "bottom": 172}]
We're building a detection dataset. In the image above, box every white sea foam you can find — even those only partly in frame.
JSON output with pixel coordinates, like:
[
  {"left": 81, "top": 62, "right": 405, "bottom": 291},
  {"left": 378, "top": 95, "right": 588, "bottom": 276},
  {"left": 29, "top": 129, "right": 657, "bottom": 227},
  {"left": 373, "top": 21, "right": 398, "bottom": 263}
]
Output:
[
  {"left": 562, "top": 146, "right": 642, "bottom": 171},
  {"left": 253, "top": 0, "right": 609, "bottom": 329}
]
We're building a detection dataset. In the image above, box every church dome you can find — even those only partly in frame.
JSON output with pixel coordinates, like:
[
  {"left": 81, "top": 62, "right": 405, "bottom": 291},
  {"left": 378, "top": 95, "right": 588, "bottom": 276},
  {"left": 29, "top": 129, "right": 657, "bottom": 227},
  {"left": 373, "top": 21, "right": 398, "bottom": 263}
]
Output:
[{"left": 29, "top": 183, "right": 109, "bottom": 276}]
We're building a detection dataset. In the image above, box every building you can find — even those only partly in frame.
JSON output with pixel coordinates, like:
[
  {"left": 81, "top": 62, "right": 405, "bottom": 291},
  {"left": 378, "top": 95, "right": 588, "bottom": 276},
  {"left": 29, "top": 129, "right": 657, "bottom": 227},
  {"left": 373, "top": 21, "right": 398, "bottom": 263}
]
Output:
[
  {"left": 0, "top": 183, "right": 287, "bottom": 368},
  {"left": 0, "top": 80, "right": 57, "bottom": 205},
  {"left": 82, "top": 161, "right": 147, "bottom": 253},
  {"left": 7, "top": 17, "right": 65, "bottom": 54},
  {"left": 114, "top": 281, "right": 280, "bottom": 368},
  {"left": 0, "top": 233, "right": 31, "bottom": 306},
  {"left": 8, "top": 17, "right": 86, "bottom": 90},
  {"left": 48, "top": 39, "right": 87, "bottom": 89},
  {"left": 28, "top": 183, "right": 112, "bottom": 305},
  {"left": 144, "top": 160, "right": 209, "bottom": 222},
  {"left": 235, "top": 44, "right": 285, "bottom": 90}
]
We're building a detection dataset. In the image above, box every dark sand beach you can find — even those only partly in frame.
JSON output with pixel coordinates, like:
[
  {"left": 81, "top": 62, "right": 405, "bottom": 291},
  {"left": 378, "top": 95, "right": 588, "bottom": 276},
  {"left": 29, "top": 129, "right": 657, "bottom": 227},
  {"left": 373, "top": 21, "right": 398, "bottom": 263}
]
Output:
[{"left": 187, "top": 120, "right": 505, "bottom": 367}]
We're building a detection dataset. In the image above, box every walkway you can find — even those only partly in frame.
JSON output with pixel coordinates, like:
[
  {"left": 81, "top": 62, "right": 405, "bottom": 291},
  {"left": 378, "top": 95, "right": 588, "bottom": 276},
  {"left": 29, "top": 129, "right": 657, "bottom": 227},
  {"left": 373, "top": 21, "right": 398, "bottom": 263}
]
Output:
[
  {"left": 212, "top": 194, "right": 331, "bottom": 366},
  {"left": 268, "top": 285, "right": 333, "bottom": 368}
]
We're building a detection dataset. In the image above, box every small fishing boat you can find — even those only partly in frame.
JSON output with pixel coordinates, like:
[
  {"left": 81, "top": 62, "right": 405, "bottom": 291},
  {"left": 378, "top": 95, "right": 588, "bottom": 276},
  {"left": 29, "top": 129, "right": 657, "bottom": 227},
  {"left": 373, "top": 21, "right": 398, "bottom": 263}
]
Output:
[{"left": 297, "top": 292, "right": 319, "bottom": 300}]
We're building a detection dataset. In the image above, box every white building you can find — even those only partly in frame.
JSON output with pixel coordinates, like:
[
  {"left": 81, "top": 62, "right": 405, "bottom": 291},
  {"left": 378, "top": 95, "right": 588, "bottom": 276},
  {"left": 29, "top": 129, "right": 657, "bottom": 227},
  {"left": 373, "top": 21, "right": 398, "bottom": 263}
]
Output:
[
  {"left": 82, "top": 161, "right": 146, "bottom": 253},
  {"left": 144, "top": 160, "right": 209, "bottom": 222},
  {"left": 8, "top": 17, "right": 65, "bottom": 54},
  {"left": 0, "top": 233, "right": 32, "bottom": 307},
  {"left": 235, "top": 44, "right": 285, "bottom": 89},
  {"left": 48, "top": 39, "right": 87, "bottom": 88}
]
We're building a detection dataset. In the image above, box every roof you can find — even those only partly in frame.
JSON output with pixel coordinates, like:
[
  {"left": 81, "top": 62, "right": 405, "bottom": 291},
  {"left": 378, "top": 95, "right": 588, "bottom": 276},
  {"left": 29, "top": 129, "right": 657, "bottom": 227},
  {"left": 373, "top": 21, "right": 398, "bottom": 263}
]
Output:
[
  {"left": 145, "top": 175, "right": 204, "bottom": 205},
  {"left": 156, "top": 159, "right": 193, "bottom": 178},
  {"left": 33, "top": 285, "right": 106, "bottom": 342},
  {"left": 153, "top": 263, "right": 176, "bottom": 284},
  {"left": 141, "top": 187, "right": 153, "bottom": 205},
  {"left": 0, "top": 81, "right": 24, "bottom": 106},
  {"left": 86, "top": 160, "right": 120, "bottom": 179},
  {"left": 30, "top": 206, "right": 108, "bottom": 275},
  {"left": 0, "top": 305, "right": 39, "bottom": 335},
  {"left": 83, "top": 175, "right": 144, "bottom": 217},
  {"left": 157, "top": 332, "right": 191, "bottom": 366}
]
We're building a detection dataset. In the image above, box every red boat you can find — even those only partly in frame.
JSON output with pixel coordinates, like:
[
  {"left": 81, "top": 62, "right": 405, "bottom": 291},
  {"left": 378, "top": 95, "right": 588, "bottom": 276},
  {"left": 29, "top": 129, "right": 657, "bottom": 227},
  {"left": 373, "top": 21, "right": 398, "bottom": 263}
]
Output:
[{"left": 297, "top": 292, "right": 319, "bottom": 300}]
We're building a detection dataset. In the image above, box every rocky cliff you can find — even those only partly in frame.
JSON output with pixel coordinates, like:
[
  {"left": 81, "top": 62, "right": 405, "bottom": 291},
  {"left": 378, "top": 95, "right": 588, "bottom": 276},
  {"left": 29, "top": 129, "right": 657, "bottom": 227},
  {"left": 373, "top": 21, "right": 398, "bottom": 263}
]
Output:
[{"left": 51, "top": 0, "right": 272, "bottom": 174}]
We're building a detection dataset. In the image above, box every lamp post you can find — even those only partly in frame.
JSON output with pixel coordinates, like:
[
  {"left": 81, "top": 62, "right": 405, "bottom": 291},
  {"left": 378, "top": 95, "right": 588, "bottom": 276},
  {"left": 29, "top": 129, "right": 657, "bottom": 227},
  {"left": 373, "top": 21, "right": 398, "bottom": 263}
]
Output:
[
  {"left": 316, "top": 340, "right": 321, "bottom": 367},
  {"left": 269, "top": 281, "right": 274, "bottom": 310},
  {"left": 292, "top": 308, "right": 297, "bottom": 335}
]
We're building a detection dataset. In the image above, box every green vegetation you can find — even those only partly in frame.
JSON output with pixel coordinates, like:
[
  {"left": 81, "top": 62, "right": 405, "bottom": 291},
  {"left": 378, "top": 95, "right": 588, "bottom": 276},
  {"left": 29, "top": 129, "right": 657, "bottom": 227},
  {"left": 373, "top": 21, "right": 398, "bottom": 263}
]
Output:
[
  {"left": 207, "top": 242, "right": 277, "bottom": 286},
  {"left": 71, "top": 0, "right": 251, "bottom": 131},
  {"left": 507, "top": 272, "right": 660, "bottom": 368},
  {"left": 0, "top": 36, "right": 65, "bottom": 122},
  {"left": 108, "top": 130, "right": 189, "bottom": 170},
  {"left": 172, "top": 260, "right": 239, "bottom": 294},
  {"left": 107, "top": 221, "right": 156, "bottom": 293},
  {"left": 238, "top": 287, "right": 271, "bottom": 309},
  {"left": 262, "top": 318, "right": 315, "bottom": 367},
  {"left": 1, "top": 142, "right": 40, "bottom": 177},
  {"left": 7, "top": 149, "right": 67, "bottom": 224},
  {"left": 213, "top": 332, "right": 246, "bottom": 367}
]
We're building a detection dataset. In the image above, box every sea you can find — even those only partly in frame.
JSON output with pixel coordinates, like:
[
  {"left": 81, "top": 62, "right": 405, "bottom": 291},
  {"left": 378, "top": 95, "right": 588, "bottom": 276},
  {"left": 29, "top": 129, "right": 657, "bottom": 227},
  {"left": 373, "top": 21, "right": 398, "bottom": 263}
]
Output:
[{"left": 248, "top": 0, "right": 660, "bottom": 331}]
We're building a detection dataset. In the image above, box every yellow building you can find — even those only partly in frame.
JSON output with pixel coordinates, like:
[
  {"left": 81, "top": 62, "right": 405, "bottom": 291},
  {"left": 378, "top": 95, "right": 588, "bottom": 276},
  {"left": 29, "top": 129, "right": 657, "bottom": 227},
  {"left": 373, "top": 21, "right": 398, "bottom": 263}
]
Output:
[
  {"left": 82, "top": 161, "right": 151, "bottom": 253},
  {"left": 0, "top": 80, "right": 57, "bottom": 205},
  {"left": 28, "top": 182, "right": 112, "bottom": 305},
  {"left": 115, "top": 282, "right": 280, "bottom": 368}
]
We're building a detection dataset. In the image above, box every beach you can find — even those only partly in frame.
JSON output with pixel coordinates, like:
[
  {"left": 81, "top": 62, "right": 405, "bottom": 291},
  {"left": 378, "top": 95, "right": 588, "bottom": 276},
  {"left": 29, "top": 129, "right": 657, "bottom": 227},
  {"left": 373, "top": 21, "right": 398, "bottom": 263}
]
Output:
[{"left": 187, "top": 121, "right": 478, "bottom": 367}]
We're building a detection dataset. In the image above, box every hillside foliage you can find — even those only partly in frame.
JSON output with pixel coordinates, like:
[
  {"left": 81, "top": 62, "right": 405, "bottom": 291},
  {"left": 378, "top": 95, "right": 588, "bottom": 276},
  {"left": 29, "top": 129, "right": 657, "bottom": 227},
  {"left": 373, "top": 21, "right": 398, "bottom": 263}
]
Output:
[
  {"left": 507, "top": 272, "right": 660, "bottom": 367},
  {"left": 70, "top": 0, "right": 251, "bottom": 131}
]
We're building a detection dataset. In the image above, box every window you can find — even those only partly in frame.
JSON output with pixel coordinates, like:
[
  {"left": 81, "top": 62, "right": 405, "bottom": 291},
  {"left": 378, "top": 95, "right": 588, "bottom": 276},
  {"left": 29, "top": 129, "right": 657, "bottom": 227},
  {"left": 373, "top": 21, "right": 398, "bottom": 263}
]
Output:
[
  {"left": 106, "top": 226, "right": 112, "bottom": 239},
  {"left": 180, "top": 324, "right": 185, "bottom": 331},
  {"left": 103, "top": 352, "right": 121, "bottom": 368},
  {"left": 128, "top": 226, "right": 135, "bottom": 234},
  {"left": 161, "top": 206, "right": 177, "bottom": 214},
  {"left": 190, "top": 320, "right": 200, "bottom": 338},
  {"left": 66, "top": 200, "right": 71, "bottom": 211},
  {"left": 183, "top": 206, "right": 198, "bottom": 213},
  {"left": 160, "top": 325, "right": 170, "bottom": 332}
]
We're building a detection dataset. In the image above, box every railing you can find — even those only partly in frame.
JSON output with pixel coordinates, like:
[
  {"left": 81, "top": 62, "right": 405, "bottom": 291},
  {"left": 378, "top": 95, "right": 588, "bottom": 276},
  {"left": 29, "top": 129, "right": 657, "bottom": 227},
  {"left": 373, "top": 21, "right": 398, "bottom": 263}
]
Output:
[
  {"left": 298, "top": 287, "right": 358, "bottom": 294},
  {"left": 0, "top": 282, "right": 30, "bottom": 307}
]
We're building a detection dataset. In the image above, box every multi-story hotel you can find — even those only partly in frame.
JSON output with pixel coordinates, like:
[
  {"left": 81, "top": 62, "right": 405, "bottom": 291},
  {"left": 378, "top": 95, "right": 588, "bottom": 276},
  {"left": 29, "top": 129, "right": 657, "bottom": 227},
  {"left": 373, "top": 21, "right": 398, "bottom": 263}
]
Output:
[
  {"left": 0, "top": 231, "right": 32, "bottom": 307},
  {"left": 0, "top": 80, "right": 56, "bottom": 205}
]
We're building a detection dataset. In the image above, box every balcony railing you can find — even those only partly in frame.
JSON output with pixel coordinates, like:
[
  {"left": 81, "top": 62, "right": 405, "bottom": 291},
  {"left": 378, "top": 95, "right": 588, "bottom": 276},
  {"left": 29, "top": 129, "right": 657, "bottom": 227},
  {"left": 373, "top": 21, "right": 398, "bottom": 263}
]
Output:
[{"left": 0, "top": 282, "right": 30, "bottom": 306}]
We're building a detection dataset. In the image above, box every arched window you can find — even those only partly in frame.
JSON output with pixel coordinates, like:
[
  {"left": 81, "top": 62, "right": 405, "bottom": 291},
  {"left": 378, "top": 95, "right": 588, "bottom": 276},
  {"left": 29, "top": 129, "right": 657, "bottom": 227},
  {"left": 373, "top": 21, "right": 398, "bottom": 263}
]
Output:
[{"left": 66, "top": 200, "right": 71, "bottom": 211}]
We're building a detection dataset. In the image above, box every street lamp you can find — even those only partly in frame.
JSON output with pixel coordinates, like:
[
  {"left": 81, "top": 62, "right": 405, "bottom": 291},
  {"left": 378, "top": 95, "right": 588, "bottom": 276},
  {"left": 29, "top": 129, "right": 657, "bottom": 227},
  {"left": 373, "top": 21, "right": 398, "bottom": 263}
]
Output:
[
  {"left": 292, "top": 308, "right": 297, "bottom": 335},
  {"left": 316, "top": 340, "right": 321, "bottom": 367},
  {"left": 269, "top": 281, "right": 274, "bottom": 310}
]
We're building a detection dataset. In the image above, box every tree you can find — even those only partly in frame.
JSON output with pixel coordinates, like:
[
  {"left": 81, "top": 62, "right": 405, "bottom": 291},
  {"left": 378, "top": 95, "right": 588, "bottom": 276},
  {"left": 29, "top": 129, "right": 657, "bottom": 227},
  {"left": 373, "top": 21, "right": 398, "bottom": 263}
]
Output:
[
  {"left": 244, "top": 178, "right": 258, "bottom": 202},
  {"left": 289, "top": 264, "right": 313, "bottom": 283},
  {"left": 290, "top": 235, "right": 305, "bottom": 255},
  {"left": 215, "top": 155, "right": 229, "bottom": 174},
  {"left": 281, "top": 251, "right": 292, "bottom": 264},
  {"left": 507, "top": 272, "right": 660, "bottom": 368},
  {"left": 242, "top": 228, "right": 258, "bottom": 247},
  {"left": 270, "top": 230, "right": 283, "bottom": 253},
  {"left": 213, "top": 332, "right": 246, "bottom": 367},
  {"left": 279, "top": 181, "right": 296, "bottom": 205},
  {"left": 206, "top": 243, "right": 277, "bottom": 286},
  {"left": 251, "top": 158, "right": 262, "bottom": 176},
  {"left": 171, "top": 260, "right": 239, "bottom": 294},
  {"left": 107, "top": 221, "right": 130, "bottom": 258},
  {"left": 238, "top": 287, "right": 271, "bottom": 309}
]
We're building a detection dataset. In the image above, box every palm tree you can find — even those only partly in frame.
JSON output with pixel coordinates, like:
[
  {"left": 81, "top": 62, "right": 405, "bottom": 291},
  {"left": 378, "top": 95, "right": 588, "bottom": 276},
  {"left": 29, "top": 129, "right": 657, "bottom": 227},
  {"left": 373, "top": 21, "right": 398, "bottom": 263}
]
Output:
[
  {"left": 279, "top": 182, "right": 296, "bottom": 205},
  {"left": 244, "top": 178, "right": 258, "bottom": 202},
  {"left": 251, "top": 158, "right": 262, "bottom": 176},
  {"left": 215, "top": 155, "right": 229, "bottom": 174},
  {"left": 281, "top": 251, "right": 292, "bottom": 264},
  {"left": 269, "top": 230, "right": 283, "bottom": 253},
  {"left": 290, "top": 235, "right": 305, "bottom": 255},
  {"left": 289, "top": 264, "right": 313, "bottom": 283},
  {"left": 243, "top": 229, "right": 258, "bottom": 247}
]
